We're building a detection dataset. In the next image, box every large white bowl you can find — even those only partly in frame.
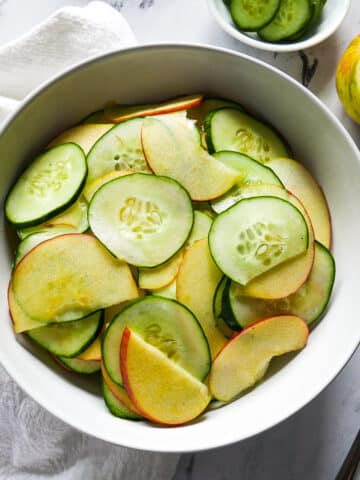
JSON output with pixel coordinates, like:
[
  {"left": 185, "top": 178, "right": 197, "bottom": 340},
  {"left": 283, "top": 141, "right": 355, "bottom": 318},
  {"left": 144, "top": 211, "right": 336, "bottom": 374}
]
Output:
[
  {"left": 207, "top": 0, "right": 351, "bottom": 52},
  {"left": 0, "top": 44, "right": 359, "bottom": 453}
]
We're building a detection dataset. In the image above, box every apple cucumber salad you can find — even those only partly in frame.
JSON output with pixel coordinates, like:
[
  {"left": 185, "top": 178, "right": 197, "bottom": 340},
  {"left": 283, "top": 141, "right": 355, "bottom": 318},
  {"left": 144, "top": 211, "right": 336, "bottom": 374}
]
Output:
[
  {"left": 6, "top": 93, "right": 335, "bottom": 426},
  {"left": 224, "top": 0, "right": 327, "bottom": 43}
]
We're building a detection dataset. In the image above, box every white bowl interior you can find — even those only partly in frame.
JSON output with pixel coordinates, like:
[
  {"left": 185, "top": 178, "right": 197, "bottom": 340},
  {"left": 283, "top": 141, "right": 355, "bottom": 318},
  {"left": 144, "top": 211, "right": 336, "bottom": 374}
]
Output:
[
  {"left": 0, "top": 45, "right": 359, "bottom": 452},
  {"left": 208, "top": 0, "right": 351, "bottom": 52}
]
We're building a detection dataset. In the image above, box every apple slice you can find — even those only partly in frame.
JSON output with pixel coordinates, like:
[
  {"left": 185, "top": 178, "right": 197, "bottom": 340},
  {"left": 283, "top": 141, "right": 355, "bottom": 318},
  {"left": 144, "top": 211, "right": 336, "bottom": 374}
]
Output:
[
  {"left": 121, "top": 327, "right": 211, "bottom": 425},
  {"left": 48, "top": 124, "right": 113, "bottom": 154},
  {"left": 106, "top": 94, "right": 204, "bottom": 123},
  {"left": 12, "top": 234, "right": 139, "bottom": 323},
  {"left": 77, "top": 334, "right": 101, "bottom": 361},
  {"left": 141, "top": 117, "right": 241, "bottom": 201},
  {"left": 8, "top": 284, "right": 47, "bottom": 333},
  {"left": 209, "top": 315, "right": 309, "bottom": 402},
  {"left": 101, "top": 363, "right": 141, "bottom": 416},
  {"left": 267, "top": 157, "right": 331, "bottom": 248},
  {"left": 177, "top": 238, "right": 227, "bottom": 358},
  {"left": 138, "top": 250, "right": 183, "bottom": 290},
  {"left": 83, "top": 170, "right": 133, "bottom": 203}
]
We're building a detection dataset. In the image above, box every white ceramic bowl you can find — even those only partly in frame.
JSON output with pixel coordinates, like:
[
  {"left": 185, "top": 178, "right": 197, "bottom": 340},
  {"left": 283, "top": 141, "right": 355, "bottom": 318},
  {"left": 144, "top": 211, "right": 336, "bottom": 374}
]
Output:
[
  {"left": 207, "top": 0, "right": 351, "bottom": 52},
  {"left": 0, "top": 44, "right": 359, "bottom": 453}
]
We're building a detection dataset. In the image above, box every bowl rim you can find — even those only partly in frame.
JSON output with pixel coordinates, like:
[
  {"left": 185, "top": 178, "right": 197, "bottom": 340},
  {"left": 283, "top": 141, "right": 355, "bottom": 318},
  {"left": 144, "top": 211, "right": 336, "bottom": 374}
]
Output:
[
  {"left": 206, "top": 0, "right": 352, "bottom": 52},
  {"left": 1, "top": 43, "right": 360, "bottom": 453}
]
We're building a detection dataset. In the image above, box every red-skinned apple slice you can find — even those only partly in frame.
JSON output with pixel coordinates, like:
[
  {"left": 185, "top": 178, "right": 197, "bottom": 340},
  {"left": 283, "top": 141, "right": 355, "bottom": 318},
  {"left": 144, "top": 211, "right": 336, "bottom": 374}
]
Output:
[
  {"left": 107, "top": 94, "right": 204, "bottom": 123},
  {"left": 267, "top": 157, "right": 331, "bottom": 248},
  {"left": 209, "top": 315, "right": 309, "bottom": 402},
  {"left": 121, "top": 327, "right": 211, "bottom": 425},
  {"left": 101, "top": 363, "right": 141, "bottom": 416},
  {"left": 141, "top": 117, "right": 241, "bottom": 201}
]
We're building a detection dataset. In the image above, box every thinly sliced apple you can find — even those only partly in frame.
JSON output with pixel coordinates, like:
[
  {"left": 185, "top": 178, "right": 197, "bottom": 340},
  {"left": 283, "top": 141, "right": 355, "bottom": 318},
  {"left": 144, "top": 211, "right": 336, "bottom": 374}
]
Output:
[
  {"left": 121, "top": 328, "right": 210, "bottom": 425},
  {"left": 177, "top": 238, "right": 227, "bottom": 358},
  {"left": 138, "top": 250, "right": 183, "bottom": 290},
  {"left": 151, "top": 278, "right": 177, "bottom": 299},
  {"left": 267, "top": 157, "right": 331, "bottom": 248},
  {"left": 83, "top": 170, "right": 134, "bottom": 203},
  {"left": 209, "top": 315, "right": 309, "bottom": 401},
  {"left": 12, "top": 234, "right": 139, "bottom": 323},
  {"left": 106, "top": 94, "right": 204, "bottom": 123},
  {"left": 235, "top": 187, "right": 315, "bottom": 299},
  {"left": 186, "top": 211, "right": 213, "bottom": 247},
  {"left": 101, "top": 363, "right": 141, "bottom": 416},
  {"left": 48, "top": 124, "right": 113, "bottom": 154},
  {"left": 142, "top": 117, "right": 241, "bottom": 201},
  {"left": 8, "top": 284, "right": 47, "bottom": 333}
]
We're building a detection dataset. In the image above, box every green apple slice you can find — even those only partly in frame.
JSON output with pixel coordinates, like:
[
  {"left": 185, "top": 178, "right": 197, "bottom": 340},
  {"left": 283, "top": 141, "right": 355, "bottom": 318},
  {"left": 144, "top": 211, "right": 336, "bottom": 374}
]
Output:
[
  {"left": 209, "top": 315, "right": 309, "bottom": 401},
  {"left": 121, "top": 327, "right": 211, "bottom": 425}
]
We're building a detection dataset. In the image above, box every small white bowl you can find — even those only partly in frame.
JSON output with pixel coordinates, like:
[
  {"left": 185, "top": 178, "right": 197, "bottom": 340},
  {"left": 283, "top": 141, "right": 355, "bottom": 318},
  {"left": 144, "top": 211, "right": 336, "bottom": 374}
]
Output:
[{"left": 207, "top": 0, "right": 351, "bottom": 52}]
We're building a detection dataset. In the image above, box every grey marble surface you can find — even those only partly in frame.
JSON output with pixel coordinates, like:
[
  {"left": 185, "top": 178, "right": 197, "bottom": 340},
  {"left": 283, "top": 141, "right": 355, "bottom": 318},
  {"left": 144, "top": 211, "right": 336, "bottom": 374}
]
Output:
[{"left": 0, "top": 1, "right": 359, "bottom": 479}]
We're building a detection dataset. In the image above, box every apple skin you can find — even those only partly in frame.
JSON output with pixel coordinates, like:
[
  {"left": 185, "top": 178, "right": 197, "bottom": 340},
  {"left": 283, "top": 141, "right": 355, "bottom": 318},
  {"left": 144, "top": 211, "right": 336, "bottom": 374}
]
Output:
[{"left": 336, "top": 35, "right": 360, "bottom": 124}]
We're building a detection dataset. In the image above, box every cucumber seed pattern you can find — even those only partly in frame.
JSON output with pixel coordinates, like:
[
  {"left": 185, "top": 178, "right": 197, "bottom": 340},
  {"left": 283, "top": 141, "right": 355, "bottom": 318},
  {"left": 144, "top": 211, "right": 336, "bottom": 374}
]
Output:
[
  {"left": 143, "top": 324, "right": 178, "bottom": 360},
  {"left": 113, "top": 134, "right": 148, "bottom": 172},
  {"left": 241, "top": 0, "right": 272, "bottom": 16},
  {"left": 234, "top": 128, "right": 271, "bottom": 163},
  {"left": 237, "top": 222, "right": 286, "bottom": 267},
  {"left": 29, "top": 160, "right": 69, "bottom": 197},
  {"left": 119, "top": 197, "right": 163, "bottom": 239}
]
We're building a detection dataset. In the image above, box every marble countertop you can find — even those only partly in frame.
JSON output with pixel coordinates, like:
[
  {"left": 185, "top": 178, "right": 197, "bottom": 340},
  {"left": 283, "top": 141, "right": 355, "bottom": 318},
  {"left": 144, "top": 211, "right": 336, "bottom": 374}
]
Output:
[{"left": 0, "top": 1, "right": 359, "bottom": 479}]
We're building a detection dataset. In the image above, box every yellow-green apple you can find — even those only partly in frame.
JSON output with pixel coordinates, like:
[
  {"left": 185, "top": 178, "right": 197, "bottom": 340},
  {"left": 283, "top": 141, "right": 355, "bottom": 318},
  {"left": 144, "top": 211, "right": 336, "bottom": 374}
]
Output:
[{"left": 336, "top": 35, "right": 360, "bottom": 124}]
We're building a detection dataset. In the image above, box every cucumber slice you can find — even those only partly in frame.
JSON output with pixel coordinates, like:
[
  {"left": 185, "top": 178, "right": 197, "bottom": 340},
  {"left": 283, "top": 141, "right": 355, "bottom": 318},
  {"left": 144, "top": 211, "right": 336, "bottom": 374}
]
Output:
[
  {"left": 5, "top": 143, "right": 87, "bottom": 228},
  {"left": 86, "top": 119, "right": 150, "bottom": 184},
  {"left": 230, "top": 0, "right": 281, "bottom": 31},
  {"left": 18, "top": 195, "right": 88, "bottom": 239},
  {"left": 56, "top": 356, "right": 100, "bottom": 374},
  {"left": 205, "top": 108, "right": 289, "bottom": 163},
  {"left": 102, "top": 296, "right": 211, "bottom": 386},
  {"left": 14, "top": 227, "right": 76, "bottom": 265},
  {"left": 187, "top": 97, "right": 244, "bottom": 126},
  {"left": 27, "top": 310, "right": 103, "bottom": 357},
  {"left": 89, "top": 173, "right": 194, "bottom": 268},
  {"left": 213, "top": 277, "right": 240, "bottom": 331},
  {"left": 259, "top": 0, "right": 313, "bottom": 42},
  {"left": 229, "top": 241, "right": 335, "bottom": 327},
  {"left": 288, "top": 0, "right": 326, "bottom": 40},
  {"left": 187, "top": 211, "right": 213, "bottom": 247},
  {"left": 210, "top": 151, "right": 284, "bottom": 213},
  {"left": 102, "top": 381, "right": 141, "bottom": 420},
  {"left": 209, "top": 196, "right": 309, "bottom": 285}
]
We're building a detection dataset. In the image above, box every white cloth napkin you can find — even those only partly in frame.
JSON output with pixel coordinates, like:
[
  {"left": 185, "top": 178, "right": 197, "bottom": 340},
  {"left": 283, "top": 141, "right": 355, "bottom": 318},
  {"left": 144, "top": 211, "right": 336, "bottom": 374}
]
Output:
[
  {"left": 0, "top": 3, "right": 179, "bottom": 479},
  {"left": 0, "top": 0, "right": 136, "bottom": 122}
]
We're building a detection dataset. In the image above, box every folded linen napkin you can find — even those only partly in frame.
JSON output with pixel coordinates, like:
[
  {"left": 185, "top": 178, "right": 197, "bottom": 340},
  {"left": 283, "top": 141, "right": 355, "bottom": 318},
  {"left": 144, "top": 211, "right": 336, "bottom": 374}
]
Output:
[
  {"left": 0, "top": 3, "right": 179, "bottom": 479},
  {"left": 0, "top": 0, "right": 136, "bottom": 122}
]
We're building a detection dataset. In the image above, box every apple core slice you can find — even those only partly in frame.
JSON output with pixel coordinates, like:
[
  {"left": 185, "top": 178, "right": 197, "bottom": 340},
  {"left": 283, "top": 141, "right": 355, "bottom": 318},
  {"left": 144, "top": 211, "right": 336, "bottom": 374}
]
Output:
[
  {"left": 121, "top": 328, "right": 211, "bottom": 425},
  {"left": 209, "top": 315, "right": 309, "bottom": 402}
]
